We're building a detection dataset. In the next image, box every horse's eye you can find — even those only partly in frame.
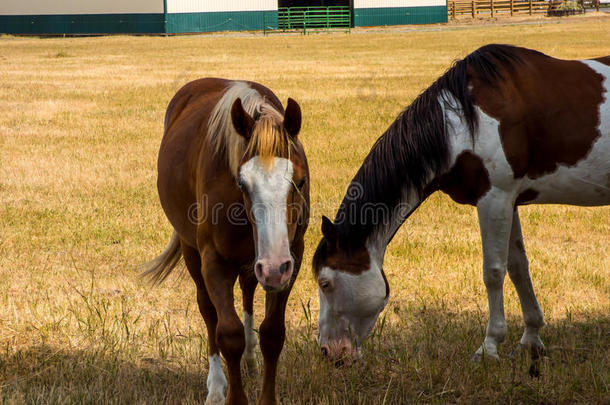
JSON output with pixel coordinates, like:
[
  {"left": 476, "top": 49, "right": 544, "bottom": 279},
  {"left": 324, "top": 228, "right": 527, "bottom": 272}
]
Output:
[
  {"left": 319, "top": 280, "right": 331, "bottom": 290},
  {"left": 297, "top": 177, "right": 306, "bottom": 189},
  {"left": 237, "top": 179, "right": 245, "bottom": 190}
]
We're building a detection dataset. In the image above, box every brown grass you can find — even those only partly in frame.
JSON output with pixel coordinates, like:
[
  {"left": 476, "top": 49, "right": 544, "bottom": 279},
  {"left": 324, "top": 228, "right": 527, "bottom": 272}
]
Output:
[{"left": 1, "top": 16, "right": 609, "bottom": 404}]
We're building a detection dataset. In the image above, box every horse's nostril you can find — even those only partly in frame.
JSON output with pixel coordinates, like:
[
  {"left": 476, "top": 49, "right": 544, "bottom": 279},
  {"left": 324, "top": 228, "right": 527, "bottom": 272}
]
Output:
[
  {"left": 334, "top": 359, "right": 345, "bottom": 368},
  {"left": 255, "top": 262, "right": 263, "bottom": 278},
  {"left": 321, "top": 346, "right": 329, "bottom": 358},
  {"left": 279, "top": 260, "right": 291, "bottom": 274}
]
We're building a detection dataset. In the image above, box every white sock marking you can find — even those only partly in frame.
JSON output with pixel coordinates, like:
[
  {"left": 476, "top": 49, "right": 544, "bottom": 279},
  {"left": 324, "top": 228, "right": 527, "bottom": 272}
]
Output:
[{"left": 206, "top": 354, "right": 227, "bottom": 404}]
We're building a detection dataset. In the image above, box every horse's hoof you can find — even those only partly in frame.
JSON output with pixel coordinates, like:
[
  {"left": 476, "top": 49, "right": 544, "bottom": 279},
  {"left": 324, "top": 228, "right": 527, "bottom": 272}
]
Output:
[
  {"left": 471, "top": 353, "right": 500, "bottom": 362},
  {"left": 472, "top": 347, "right": 500, "bottom": 363},
  {"left": 510, "top": 343, "right": 546, "bottom": 361},
  {"left": 509, "top": 343, "right": 545, "bottom": 378}
]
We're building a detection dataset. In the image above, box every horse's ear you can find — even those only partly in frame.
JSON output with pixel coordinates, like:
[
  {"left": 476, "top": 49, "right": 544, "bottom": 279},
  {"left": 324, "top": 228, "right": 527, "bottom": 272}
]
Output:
[
  {"left": 321, "top": 215, "right": 337, "bottom": 245},
  {"left": 283, "top": 98, "right": 302, "bottom": 138},
  {"left": 231, "top": 98, "right": 255, "bottom": 139}
]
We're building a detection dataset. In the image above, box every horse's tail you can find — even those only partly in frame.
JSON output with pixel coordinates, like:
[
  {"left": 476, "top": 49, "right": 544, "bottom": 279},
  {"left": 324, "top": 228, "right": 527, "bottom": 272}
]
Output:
[{"left": 141, "top": 231, "right": 182, "bottom": 286}]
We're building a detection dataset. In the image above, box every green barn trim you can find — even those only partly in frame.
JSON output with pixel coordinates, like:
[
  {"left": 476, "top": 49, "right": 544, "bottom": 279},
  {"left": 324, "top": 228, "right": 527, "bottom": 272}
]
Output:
[
  {"left": 354, "top": 5, "right": 448, "bottom": 27},
  {"left": 0, "top": 4, "right": 447, "bottom": 35},
  {"left": 0, "top": 13, "right": 165, "bottom": 35},
  {"left": 0, "top": 10, "right": 278, "bottom": 35},
  {"left": 166, "top": 10, "right": 278, "bottom": 34}
]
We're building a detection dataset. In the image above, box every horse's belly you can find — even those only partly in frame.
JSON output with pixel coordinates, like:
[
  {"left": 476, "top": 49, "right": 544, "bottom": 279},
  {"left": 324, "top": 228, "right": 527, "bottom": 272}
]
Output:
[{"left": 523, "top": 132, "right": 610, "bottom": 206}]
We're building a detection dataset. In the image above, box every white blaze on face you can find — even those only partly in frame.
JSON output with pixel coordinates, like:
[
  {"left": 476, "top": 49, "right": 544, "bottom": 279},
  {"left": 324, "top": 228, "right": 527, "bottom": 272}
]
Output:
[
  {"left": 317, "top": 254, "right": 388, "bottom": 359},
  {"left": 239, "top": 157, "right": 294, "bottom": 290}
]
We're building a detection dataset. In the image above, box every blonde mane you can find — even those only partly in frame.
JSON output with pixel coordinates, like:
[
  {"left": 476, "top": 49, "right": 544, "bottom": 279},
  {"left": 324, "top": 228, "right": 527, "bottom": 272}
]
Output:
[{"left": 208, "top": 81, "right": 290, "bottom": 177}]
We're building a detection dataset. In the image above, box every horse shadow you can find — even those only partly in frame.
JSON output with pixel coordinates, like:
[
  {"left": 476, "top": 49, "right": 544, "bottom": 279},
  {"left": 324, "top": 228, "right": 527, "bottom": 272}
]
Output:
[
  {"left": 1, "top": 307, "right": 608, "bottom": 404},
  {"left": 0, "top": 345, "right": 206, "bottom": 404},
  {"left": 275, "top": 304, "right": 610, "bottom": 404}
]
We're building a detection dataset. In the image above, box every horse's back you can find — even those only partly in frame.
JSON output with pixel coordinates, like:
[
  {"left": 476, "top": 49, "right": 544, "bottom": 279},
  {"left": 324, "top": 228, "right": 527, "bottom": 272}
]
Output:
[
  {"left": 526, "top": 58, "right": 610, "bottom": 206},
  {"left": 468, "top": 48, "right": 610, "bottom": 206},
  {"left": 157, "top": 78, "right": 232, "bottom": 247},
  {"left": 163, "top": 78, "right": 231, "bottom": 133}
]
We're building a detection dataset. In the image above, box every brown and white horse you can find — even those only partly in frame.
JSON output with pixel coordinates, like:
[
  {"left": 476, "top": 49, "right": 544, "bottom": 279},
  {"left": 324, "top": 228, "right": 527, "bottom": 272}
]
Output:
[
  {"left": 313, "top": 45, "right": 609, "bottom": 368},
  {"left": 145, "top": 78, "right": 309, "bottom": 404}
]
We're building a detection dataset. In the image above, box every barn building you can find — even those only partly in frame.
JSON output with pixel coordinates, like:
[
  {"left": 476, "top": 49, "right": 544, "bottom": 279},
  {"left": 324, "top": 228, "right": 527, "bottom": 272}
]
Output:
[{"left": 0, "top": 0, "right": 447, "bottom": 35}]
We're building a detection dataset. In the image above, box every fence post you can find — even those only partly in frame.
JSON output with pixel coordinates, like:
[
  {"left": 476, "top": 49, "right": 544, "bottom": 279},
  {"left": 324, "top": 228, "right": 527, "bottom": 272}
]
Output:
[
  {"left": 529, "top": 0, "right": 533, "bottom": 14},
  {"left": 510, "top": 0, "right": 514, "bottom": 15},
  {"left": 453, "top": 1, "right": 457, "bottom": 18},
  {"left": 596, "top": 0, "right": 600, "bottom": 11},
  {"left": 287, "top": 8, "right": 291, "bottom": 30},
  {"left": 491, "top": 0, "right": 494, "bottom": 17},
  {"left": 472, "top": 0, "right": 476, "bottom": 17}
]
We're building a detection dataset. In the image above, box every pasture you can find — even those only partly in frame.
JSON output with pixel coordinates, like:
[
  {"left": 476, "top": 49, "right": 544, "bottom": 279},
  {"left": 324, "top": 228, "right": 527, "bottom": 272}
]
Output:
[{"left": 1, "top": 16, "right": 609, "bottom": 404}]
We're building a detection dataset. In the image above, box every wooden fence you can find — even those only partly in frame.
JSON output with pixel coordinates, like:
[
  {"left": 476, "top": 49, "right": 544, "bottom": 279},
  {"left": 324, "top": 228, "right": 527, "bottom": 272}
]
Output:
[
  {"left": 582, "top": 0, "right": 603, "bottom": 10},
  {"left": 448, "top": 0, "right": 601, "bottom": 18}
]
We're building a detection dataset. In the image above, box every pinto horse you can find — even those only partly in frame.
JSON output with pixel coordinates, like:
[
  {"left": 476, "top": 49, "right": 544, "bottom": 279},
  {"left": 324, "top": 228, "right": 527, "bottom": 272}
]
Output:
[
  {"left": 144, "top": 78, "right": 309, "bottom": 405},
  {"left": 313, "top": 45, "right": 609, "bottom": 367}
]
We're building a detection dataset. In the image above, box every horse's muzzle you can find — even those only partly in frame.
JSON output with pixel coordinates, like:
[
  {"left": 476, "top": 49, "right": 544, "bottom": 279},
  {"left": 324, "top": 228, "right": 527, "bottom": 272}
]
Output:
[
  {"left": 254, "top": 257, "right": 293, "bottom": 291},
  {"left": 319, "top": 339, "right": 360, "bottom": 367}
]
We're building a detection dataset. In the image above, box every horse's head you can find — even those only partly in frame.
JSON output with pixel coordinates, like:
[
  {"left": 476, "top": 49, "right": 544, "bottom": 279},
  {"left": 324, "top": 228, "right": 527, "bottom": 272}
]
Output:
[
  {"left": 232, "top": 97, "right": 308, "bottom": 292},
  {"left": 312, "top": 216, "right": 389, "bottom": 364}
]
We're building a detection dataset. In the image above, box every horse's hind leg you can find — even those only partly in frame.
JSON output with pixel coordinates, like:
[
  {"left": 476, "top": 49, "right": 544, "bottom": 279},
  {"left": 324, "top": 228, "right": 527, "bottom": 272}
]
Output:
[
  {"left": 239, "top": 272, "right": 258, "bottom": 373},
  {"left": 181, "top": 242, "right": 227, "bottom": 405},
  {"left": 506, "top": 210, "right": 545, "bottom": 374}
]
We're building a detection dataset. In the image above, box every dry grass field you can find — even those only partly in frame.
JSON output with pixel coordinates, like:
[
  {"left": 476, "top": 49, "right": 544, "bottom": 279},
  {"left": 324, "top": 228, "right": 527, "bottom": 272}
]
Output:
[{"left": 1, "top": 16, "right": 609, "bottom": 404}]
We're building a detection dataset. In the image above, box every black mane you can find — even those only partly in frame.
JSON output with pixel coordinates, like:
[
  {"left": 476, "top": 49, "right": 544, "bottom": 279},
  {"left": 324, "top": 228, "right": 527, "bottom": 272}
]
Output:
[{"left": 331, "top": 44, "right": 528, "bottom": 251}]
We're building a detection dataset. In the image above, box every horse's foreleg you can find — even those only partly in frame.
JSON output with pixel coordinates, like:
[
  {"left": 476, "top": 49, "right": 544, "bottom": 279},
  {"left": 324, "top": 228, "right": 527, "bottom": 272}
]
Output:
[
  {"left": 474, "top": 189, "right": 514, "bottom": 361},
  {"left": 257, "top": 240, "right": 302, "bottom": 405},
  {"left": 239, "top": 272, "right": 258, "bottom": 373},
  {"left": 257, "top": 289, "right": 290, "bottom": 405},
  {"left": 507, "top": 210, "right": 545, "bottom": 373},
  {"left": 182, "top": 243, "right": 227, "bottom": 405},
  {"left": 202, "top": 247, "right": 247, "bottom": 405}
]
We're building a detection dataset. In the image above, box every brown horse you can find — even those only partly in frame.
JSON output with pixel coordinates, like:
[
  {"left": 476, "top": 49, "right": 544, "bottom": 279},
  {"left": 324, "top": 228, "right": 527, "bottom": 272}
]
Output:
[
  {"left": 312, "top": 45, "right": 609, "bottom": 371},
  {"left": 144, "top": 78, "right": 309, "bottom": 405}
]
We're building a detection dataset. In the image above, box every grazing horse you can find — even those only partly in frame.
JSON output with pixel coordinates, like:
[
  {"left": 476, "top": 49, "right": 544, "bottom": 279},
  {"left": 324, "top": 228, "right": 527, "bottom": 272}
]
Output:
[
  {"left": 313, "top": 45, "right": 609, "bottom": 367},
  {"left": 145, "top": 78, "right": 309, "bottom": 405}
]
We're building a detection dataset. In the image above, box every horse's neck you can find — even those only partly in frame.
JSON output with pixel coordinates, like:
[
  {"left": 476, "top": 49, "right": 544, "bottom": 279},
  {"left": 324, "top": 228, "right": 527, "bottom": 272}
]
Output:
[{"left": 365, "top": 187, "right": 428, "bottom": 266}]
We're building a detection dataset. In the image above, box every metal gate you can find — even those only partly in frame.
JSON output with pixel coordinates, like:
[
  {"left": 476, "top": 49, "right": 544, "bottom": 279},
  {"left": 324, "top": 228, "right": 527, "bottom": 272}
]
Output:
[{"left": 265, "top": 6, "right": 351, "bottom": 34}]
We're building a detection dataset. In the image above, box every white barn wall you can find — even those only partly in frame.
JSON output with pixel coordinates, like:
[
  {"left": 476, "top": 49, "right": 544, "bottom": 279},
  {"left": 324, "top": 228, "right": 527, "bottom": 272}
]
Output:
[
  {"left": 0, "top": 0, "right": 163, "bottom": 15},
  {"left": 354, "top": 0, "right": 445, "bottom": 8},
  {"left": 167, "top": 0, "right": 278, "bottom": 14}
]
